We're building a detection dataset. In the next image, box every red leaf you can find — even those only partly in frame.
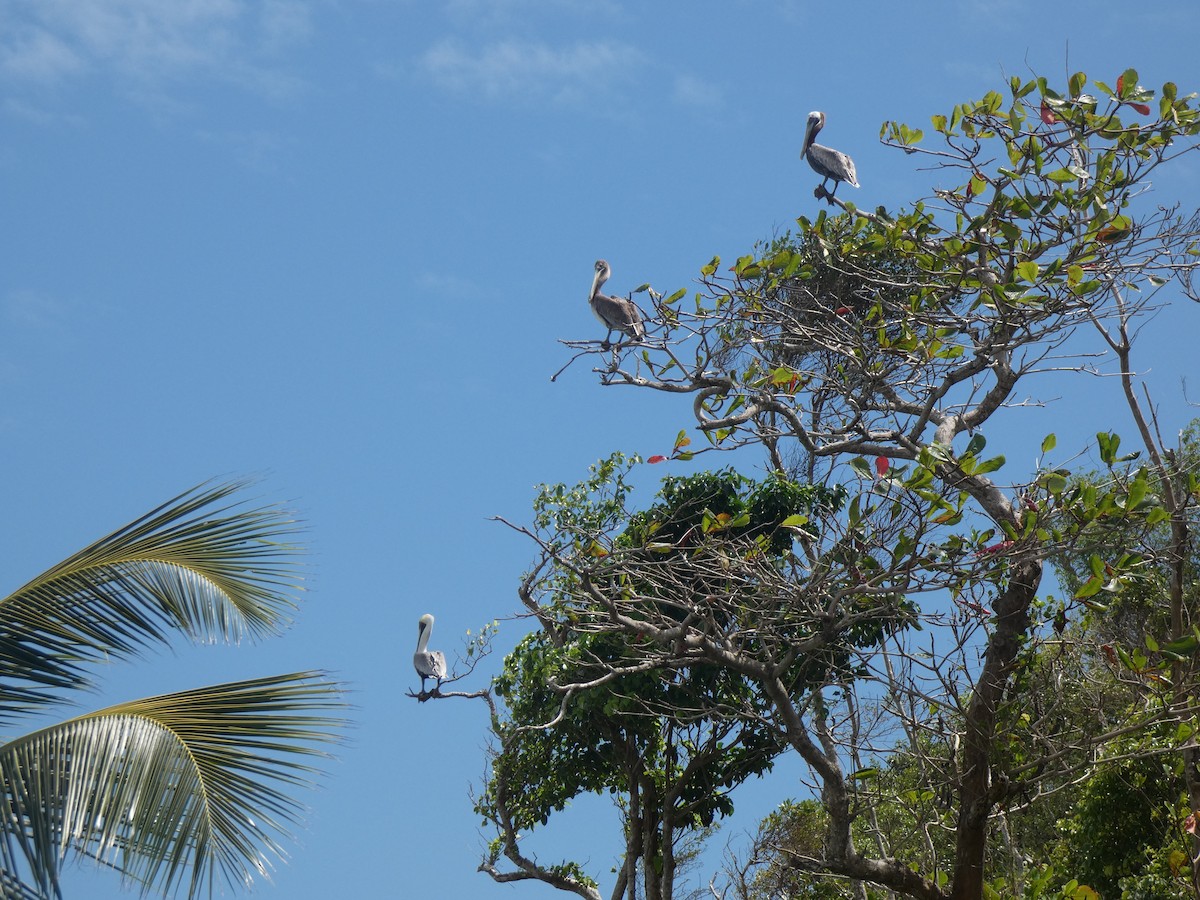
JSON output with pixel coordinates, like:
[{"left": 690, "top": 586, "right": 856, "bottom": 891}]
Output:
[
  {"left": 1130, "top": 102, "right": 1150, "bottom": 115},
  {"left": 1117, "top": 74, "right": 1125, "bottom": 95},
  {"left": 835, "top": 306, "right": 851, "bottom": 316},
  {"left": 955, "top": 597, "right": 991, "bottom": 616},
  {"left": 874, "top": 456, "right": 889, "bottom": 476},
  {"left": 1040, "top": 100, "right": 1057, "bottom": 124},
  {"left": 647, "top": 455, "right": 668, "bottom": 464},
  {"left": 975, "top": 539, "right": 1015, "bottom": 557}
]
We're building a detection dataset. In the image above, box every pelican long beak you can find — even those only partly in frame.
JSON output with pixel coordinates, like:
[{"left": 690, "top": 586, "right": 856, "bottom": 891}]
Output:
[
  {"left": 801, "top": 113, "right": 821, "bottom": 156},
  {"left": 591, "top": 262, "right": 608, "bottom": 297}
]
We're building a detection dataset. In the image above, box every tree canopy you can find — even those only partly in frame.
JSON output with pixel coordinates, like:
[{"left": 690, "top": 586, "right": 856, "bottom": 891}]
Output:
[{"left": 452, "top": 68, "right": 1200, "bottom": 900}]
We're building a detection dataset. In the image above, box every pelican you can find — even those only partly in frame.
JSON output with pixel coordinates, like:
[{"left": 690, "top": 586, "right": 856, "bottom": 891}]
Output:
[
  {"left": 413, "top": 613, "right": 447, "bottom": 693},
  {"left": 801, "top": 111, "right": 859, "bottom": 199},
  {"left": 589, "top": 259, "right": 645, "bottom": 350}
]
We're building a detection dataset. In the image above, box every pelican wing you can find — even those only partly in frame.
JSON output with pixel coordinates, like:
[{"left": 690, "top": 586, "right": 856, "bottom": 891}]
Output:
[
  {"left": 806, "top": 143, "right": 859, "bottom": 188},
  {"left": 413, "top": 649, "right": 446, "bottom": 680},
  {"left": 590, "top": 293, "right": 646, "bottom": 341}
]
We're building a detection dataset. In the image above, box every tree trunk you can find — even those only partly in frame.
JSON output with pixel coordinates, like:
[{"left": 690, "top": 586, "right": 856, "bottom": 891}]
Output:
[{"left": 950, "top": 557, "right": 1041, "bottom": 900}]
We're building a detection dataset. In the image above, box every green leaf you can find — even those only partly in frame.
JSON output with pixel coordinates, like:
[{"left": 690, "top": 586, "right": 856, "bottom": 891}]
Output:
[
  {"left": 1046, "top": 168, "right": 1084, "bottom": 183},
  {"left": 1041, "top": 433, "right": 1057, "bottom": 453},
  {"left": 1144, "top": 507, "right": 1170, "bottom": 525},
  {"left": 1042, "top": 471, "right": 1068, "bottom": 494},
  {"left": 0, "top": 482, "right": 305, "bottom": 722},
  {"left": 1016, "top": 261, "right": 1040, "bottom": 282},
  {"left": 0, "top": 674, "right": 344, "bottom": 899},
  {"left": 973, "top": 455, "right": 1006, "bottom": 475},
  {"left": 1119, "top": 67, "right": 1138, "bottom": 100},
  {"left": 1097, "top": 431, "right": 1121, "bottom": 466}
]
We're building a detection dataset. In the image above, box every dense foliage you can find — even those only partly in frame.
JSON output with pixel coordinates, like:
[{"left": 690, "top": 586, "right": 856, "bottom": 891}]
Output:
[{"left": 466, "top": 69, "right": 1200, "bottom": 900}]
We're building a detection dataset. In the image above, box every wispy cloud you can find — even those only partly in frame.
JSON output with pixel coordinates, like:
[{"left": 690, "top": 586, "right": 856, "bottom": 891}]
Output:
[
  {"left": 419, "top": 37, "right": 643, "bottom": 106},
  {"left": 0, "top": 24, "right": 86, "bottom": 82},
  {"left": 0, "top": 0, "right": 314, "bottom": 98},
  {"left": 417, "top": 272, "right": 479, "bottom": 300},
  {"left": 440, "top": 0, "right": 622, "bottom": 27},
  {"left": 4, "top": 289, "right": 69, "bottom": 330},
  {"left": 673, "top": 73, "right": 723, "bottom": 109}
]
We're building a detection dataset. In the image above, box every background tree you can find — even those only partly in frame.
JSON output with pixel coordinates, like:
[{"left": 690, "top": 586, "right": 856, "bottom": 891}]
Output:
[
  {"left": 478, "top": 68, "right": 1200, "bottom": 900},
  {"left": 0, "top": 481, "right": 344, "bottom": 899},
  {"left": 477, "top": 460, "right": 897, "bottom": 900}
]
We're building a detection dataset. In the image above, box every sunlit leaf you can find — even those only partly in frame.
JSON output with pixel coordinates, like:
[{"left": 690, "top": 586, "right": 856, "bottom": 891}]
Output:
[{"left": 0, "top": 674, "right": 344, "bottom": 899}]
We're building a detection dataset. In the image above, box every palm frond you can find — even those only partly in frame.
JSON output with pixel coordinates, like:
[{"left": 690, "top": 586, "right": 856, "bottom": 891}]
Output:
[
  {"left": 0, "top": 672, "right": 346, "bottom": 898},
  {"left": 0, "top": 481, "right": 305, "bottom": 721}
]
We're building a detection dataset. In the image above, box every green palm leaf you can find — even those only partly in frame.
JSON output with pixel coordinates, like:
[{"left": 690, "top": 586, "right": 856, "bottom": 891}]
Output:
[
  {"left": 0, "top": 672, "right": 345, "bottom": 899},
  {"left": 0, "top": 481, "right": 305, "bottom": 722}
]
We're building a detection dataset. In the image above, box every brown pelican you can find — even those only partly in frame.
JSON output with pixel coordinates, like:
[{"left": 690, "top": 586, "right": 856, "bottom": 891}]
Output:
[
  {"left": 801, "top": 111, "right": 859, "bottom": 199},
  {"left": 589, "top": 259, "right": 645, "bottom": 350},
  {"left": 413, "top": 613, "right": 447, "bottom": 692}
]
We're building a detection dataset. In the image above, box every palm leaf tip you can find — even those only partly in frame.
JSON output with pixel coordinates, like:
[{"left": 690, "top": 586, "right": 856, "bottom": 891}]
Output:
[
  {"left": 0, "top": 480, "right": 309, "bottom": 717},
  {"left": 0, "top": 671, "right": 347, "bottom": 898}
]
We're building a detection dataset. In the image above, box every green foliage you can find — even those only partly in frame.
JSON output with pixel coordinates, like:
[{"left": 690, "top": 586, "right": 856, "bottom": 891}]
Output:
[
  {"left": 1053, "top": 747, "right": 1190, "bottom": 897},
  {"left": 621, "top": 467, "right": 841, "bottom": 556},
  {"left": 487, "top": 628, "right": 785, "bottom": 833},
  {"left": 524, "top": 68, "right": 1200, "bottom": 900},
  {"left": 0, "top": 482, "right": 344, "bottom": 898}
]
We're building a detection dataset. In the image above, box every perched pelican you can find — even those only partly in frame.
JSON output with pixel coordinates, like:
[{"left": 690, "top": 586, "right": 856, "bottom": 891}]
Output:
[
  {"left": 589, "top": 259, "right": 645, "bottom": 350},
  {"left": 413, "top": 613, "right": 447, "bottom": 693},
  {"left": 801, "top": 111, "right": 859, "bottom": 199}
]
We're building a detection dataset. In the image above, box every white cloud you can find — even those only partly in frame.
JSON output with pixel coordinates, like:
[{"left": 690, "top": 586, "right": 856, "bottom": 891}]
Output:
[
  {"left": 440, "top": 0, "right": 622, "bottom": 27},
  {"left": 0, "top": 25, "right": 86, "bottom": 82},
  {"left": 259, "top": 0, "right": 314, "bottom": 53},
  {"left": 0, "top": 0, "right": 313, "bottom": 97},
  {"left": 673, "top": 73, "right": 722, "bottom": 109},
  {"left": 419, "top": 37, "right": 643, "bottom": 105},
  {"left": 4, "top": 289, "right": 68, "bottom": 330}
]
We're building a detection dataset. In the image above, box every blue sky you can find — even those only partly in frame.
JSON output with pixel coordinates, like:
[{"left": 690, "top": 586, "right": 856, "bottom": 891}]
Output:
[{"left": 3, "top": 1, "right": 1200, "bottom": 898}]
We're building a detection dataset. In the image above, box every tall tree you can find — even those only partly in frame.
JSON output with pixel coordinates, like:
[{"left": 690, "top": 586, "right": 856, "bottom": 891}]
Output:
[
  {"left": 477, "top": 462, "right": 879, "bottom": 900},
  {"left": 486, "top": 69, "right": 1200, "bottom": 900},
  {"left": 0, "top": 481, "right": 344, "bottom": 899}
]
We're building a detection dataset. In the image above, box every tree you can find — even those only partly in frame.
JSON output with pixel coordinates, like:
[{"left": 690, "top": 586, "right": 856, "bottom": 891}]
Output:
[
  {"left": 473, "top": 68, "right": 1200, "bottom": 900},
  {"left": 476, "top": 461, "right": 888, "bottom": 900},
  {"left": 0, "top": 481, "right": 344, "bottom": 899}
]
